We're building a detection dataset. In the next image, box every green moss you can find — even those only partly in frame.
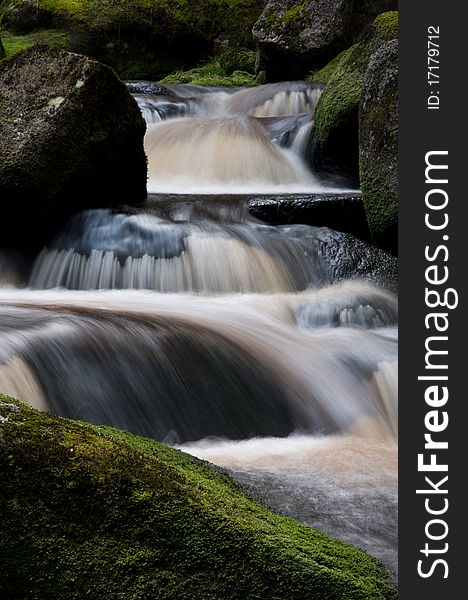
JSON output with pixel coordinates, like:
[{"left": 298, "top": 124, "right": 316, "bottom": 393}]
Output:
[
  {"left": 0, "top": 27, "right": 69, "bottom": 57},
  {"left": 359, "top": 163, "right": 398, "bottom": 251},
  {"left": 308, "top": 49, "right": 348, "bottom": 85},
  {"left": 314, "top": 41, "right": 369, "bottom": 146},
  {"left": 315, "top": 12, "right": 398, "bottom": 146},
  {"left": 311, "top": 12, "right": 398, "bottom": 182},
  {"left": 359, "top": 34, "right": 398, "bottom": 254},
  {"left": 0, "top": 395, "right": 397, "bottom": 599},
  {"left": 374, "top": 11, "right": 398, "bottom": 39},
  {"left": 218, "top": 47, "right": 256, "bottom": 74},
  {"left": 161, "top": 56, "right": 258, "bottom": 87}
]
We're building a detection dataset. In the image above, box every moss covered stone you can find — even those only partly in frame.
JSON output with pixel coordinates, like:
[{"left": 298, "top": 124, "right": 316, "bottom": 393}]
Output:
[
  {"left": 0, "top": 0, "right": 264, "bottom": 79},
  {"left": 359, "top": 37, "right": 398, "bottom": 255},
  {"left": 218, "top": 47, "right": 256, "bottom": 75},
  {"left": 312, "top": 11, "right": 398, "bottom": 184},
  {"left": 0, "top": 395, "right": 397, "bottom": 599},
  {"left": 0, "top": 45, "right": 146, "bottom": 252},
  {"left": 253, "top": 0, "right": 397, "bottom": 81}
]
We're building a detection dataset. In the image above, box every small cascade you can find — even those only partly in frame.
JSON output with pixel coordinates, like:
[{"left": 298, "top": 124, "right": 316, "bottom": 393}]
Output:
[
  {"left": 224, "top": 82, "right": 322, "bottom": 117},
  {"left": 0, "top": 285, "right": 397, "bottom": 443},
  {"left": 1, "top": 74, "right": 397, "bottom": 579},
  {"left": 27, "top": 208, "right": 396, "bottom": 293},
  {"left": 132, "top": 81, "right": 326, "bottom": 192},
  {"left": 145, "top": 116, "right": 318, "bottom": 193}
]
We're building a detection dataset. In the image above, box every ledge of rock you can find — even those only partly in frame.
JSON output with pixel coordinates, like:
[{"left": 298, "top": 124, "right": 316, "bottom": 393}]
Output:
[{"left": 248, "top": 192, "right": 370, "bottom": 241}]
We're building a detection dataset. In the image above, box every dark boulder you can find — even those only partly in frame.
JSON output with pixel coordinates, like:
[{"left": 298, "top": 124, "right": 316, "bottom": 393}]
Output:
[
  {"left": 253, "top": 0, "right": 397, "bottom": 81},
  {"left": 1, "top": 0, "right": 52, "bottom": 34},
  {"left": 311, "top": 12, "right": 398, "bottom": 185},
  {"left": 0, "top": 46, "right": 147, "bottom": 252},
  {"left": 360, "top": 37, "right": 398, "bottom": 255},
  {"left": 0, "top": 37, "right": 5, "bottom": 60}
]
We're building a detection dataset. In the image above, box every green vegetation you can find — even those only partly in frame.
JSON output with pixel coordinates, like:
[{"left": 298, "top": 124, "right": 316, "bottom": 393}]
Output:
[
  {"left": 161, "top": 53, "right": 257, "bottom": 87},
  {"left": 373, "top": 11, "right": 398, "bottom": 38},
  {"left": 0, "top": 28, "right": 69, "bottom": 57},
  {"left": 0, "top": 395, "right": 397, "bottom": 599},
  {"left": 359, "top": 33, "right": 398, "bottom": 255},
  {"left": 308, "top": 49, "right": 348, "bottom": 85},
  {"left": 314, "top": 11, "right": 398, "bottom": 145},
  {"left": 0, "top": 0, "right": 264, "bottom": 76}
]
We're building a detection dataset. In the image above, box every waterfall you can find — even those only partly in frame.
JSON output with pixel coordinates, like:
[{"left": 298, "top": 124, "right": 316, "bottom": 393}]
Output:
[
  {"left": 27, "top": 208, "right": 395, "bottom": 293},
  {"left": 1, "top": 77, "right": 397, "bottom": 576},
  {"left": 132, "top": 81, "right": 332, "bottom": 193},
  {"left": 0, "top": 285, "right": 397, "bottom": 443},
  {"left": 145, "top": 116, "right": 318, "bottom": 193}
]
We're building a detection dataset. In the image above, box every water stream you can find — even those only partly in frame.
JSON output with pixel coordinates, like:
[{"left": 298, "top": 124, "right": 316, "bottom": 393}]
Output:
[{"left": 0, "top": 80, "right": 397, "bottom": 578}]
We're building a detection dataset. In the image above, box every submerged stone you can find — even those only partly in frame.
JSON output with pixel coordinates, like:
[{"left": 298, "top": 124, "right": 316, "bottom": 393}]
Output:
[
  {"left": 0, "top": 45, "right": 147, "bottom": 251},
  {"left": 0, "top": 396, "right": 397, "bottom": 599}
]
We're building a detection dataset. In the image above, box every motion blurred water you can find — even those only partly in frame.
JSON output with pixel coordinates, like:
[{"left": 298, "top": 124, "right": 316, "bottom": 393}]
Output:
[{"left": 0, "top": 80, "right": 397, "bottom": 578}]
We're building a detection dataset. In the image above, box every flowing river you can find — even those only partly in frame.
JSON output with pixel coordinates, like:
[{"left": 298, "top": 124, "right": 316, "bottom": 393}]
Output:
[{"left": 0, "top": 80, "right": 398, "bottom": 579}]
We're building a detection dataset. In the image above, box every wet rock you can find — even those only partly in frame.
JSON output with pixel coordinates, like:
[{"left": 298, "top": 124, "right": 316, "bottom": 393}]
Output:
[
  {"left": 253, "top": 0, "right": 397, "bottom": 81},
  {"left": 0, "top": 46, "right": 147, "bottom": 252},
  {"left": 248, "top": 193, "right": 370, "bottom": 241},
  {"left": 317, "top": 228, "right": 398, "bottom": 293}
]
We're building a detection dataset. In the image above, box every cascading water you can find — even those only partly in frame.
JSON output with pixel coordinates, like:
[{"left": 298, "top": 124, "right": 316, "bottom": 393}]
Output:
[
  {"left": 135, "top": 81, "right": 336, "bottom": 193},
  {"left": 0, "top": 80, "right": 397, "bottom": 578}
]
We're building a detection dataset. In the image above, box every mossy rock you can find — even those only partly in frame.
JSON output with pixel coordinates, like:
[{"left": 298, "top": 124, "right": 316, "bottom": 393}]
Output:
[
  {"left": 0, "top": 45, "right": 146, "bottom": 252},
  {"left": 218, "top": 47, "right": 256, "bottom": 74},
  {"left": 2, "top": 0, "right": 52, "bottom": 33},
  {"left": 0, "top": 0, "right": 264, "bottom": 79},
  {"left": 359, "top": 36, "right": 398, "bottom": 255},
  {"left": 312, "top": 11, "right": 398, "bottom": 184},
  {"left": 253, "top": 0, "right": 397, "bottom": 81},
  {"left": 0, "top": 395, "right": 397, "bottom": 599}
]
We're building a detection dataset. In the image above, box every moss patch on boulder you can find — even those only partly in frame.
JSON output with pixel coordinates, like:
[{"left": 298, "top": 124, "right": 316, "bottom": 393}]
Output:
[
  {"left": 0, "top": 395, "right": 397, "bottom": 599},
  {"left": 0, "top": 27, "right": 69, "bottom": 56},
  {"left": 311, "top": 11, "right": 398, "bottom": 183}
]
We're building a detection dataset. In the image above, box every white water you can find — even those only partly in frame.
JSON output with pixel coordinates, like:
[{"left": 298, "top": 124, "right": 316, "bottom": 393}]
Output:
[
  {"left": 0, "top": 79, "right": 397, "bottom": 578},
  {"left": 134, "top": 81, "right": 339, "bottom": 194},
  {"left": 145, "top": 116, "right": 320, "bottom": 193}
]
